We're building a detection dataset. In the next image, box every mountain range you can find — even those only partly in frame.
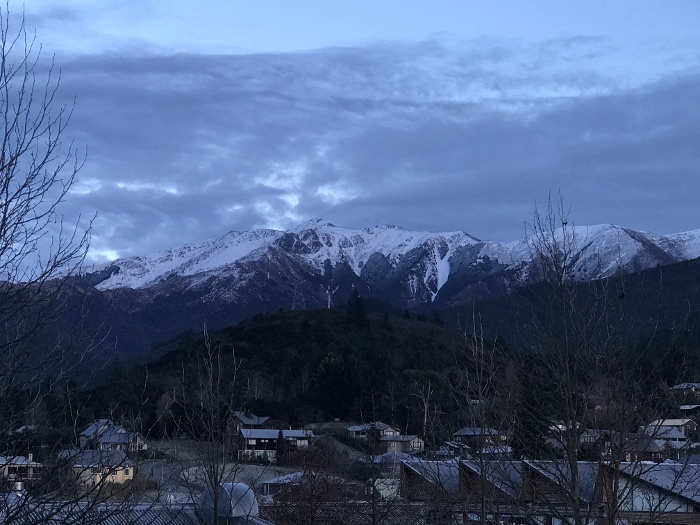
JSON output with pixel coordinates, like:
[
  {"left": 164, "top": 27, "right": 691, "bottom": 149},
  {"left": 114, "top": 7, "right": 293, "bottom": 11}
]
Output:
[
  {"left": 69, "top": 220, "right": 700, "bottom": 361},
  {"left": 85, "top": 219, "right": 700, "bottom": 303}
]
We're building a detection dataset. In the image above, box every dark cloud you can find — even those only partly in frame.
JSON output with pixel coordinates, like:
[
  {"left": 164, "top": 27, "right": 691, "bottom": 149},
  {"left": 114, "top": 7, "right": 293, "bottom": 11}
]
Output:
[{"left": 42, "top": 38, "right": 700, "bottom": 261}]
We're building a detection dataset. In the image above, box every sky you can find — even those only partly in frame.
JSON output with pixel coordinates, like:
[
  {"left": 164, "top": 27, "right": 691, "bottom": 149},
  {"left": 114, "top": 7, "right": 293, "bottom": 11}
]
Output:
[{"left": 13, "top": 1, "right": 700, "bottom": 263}]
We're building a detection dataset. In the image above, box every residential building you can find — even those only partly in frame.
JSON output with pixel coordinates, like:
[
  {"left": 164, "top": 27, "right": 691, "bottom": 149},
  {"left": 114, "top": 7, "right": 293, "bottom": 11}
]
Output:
[
  {"left": 79, "top": 419, "right": 147, "bottom": 452},
  {"left": 401, "top": 459, "right": 700, "bottom": 525},
  {"left": 648, "top": 418, "right": 698, "bottom": 438},
  {"left": 0, "top": 455, "right": 41, "bottom": 482},
  {"left": 60, "top": 449, "right": 134, "bottom": 486},
  {"left": 230, "top": 411, "right": 272, "bottom": 433},
  {"left": 238, "top": 429, "right": 313, "bottom": 463},
  {"left": 347, "top": 421, "right": 399, "bottom": 439},
  {"left": 380, "top": 434, "right": 424, "bottom": 454}
]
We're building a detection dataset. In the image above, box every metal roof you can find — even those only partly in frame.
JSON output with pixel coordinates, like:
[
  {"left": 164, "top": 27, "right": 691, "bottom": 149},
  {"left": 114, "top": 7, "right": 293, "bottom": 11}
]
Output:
[{"left": 240, "top": 429, "right": 313, "bottom": 440}]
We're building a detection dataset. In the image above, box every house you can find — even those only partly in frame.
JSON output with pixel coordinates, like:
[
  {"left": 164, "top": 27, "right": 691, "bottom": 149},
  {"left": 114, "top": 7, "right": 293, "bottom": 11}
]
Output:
[
  {"left": 380, "top": 434, "right": 424, "bottom": 454},
  {"left": 79, "top": 419, "right": 147, "bottom": 452},
  {"left": 0, "top": 455, "right": 41, "bottom": 482},
  {"left": 359, "top": 450, "right": 416, "bottom": 476},
  {"left": 401, "top": 459, "right": 461, "bottom": 501},
  {"left": 60, "top": 449, "right": 134, "bottom": 486},
  {"left": 238, "top": 428, "right": 313, "bottom": 463},
  {"left": 461, "top": 459, "right": 525, "bottom": 517},
  {"left": 347, "top": 421, "right": 399, "bottom": 439},
  {"left": 522, "top": 460, "right": 600, "bottom": 516},
  {"left": 0, "top": 481, "right": 274, "bottom": 524},
  {"left": 680, "top": 404, "right": 700, "bottom": 417},
  {"left": 671, "top": 383, "right": 700, "bottom": 398},
  {"left": 621, "top": 432, "right": 668, "bottom": 462},
  {"left": 230, "top": 410, "right": 271, "bottom": 433},
  {"left": 402, "top": 459, "right": 525, "bottom": 523},
  {"left": 643, "top": 425, "right": 689, "bottom": 446},
  {"left": 602, "top": 462, "right": 700, "bottom": 523},
  {"left": 260, "top": 471, "right": 363, "bottom": 502},
  {"left": 401, "top": 458, "right": 700, "bottom": 525},
  {"left": 452, "top": 427, "right": 504, "bottom": 454},
  {"left": 648, "top": 418, "right": 698, "bottom": 438}
]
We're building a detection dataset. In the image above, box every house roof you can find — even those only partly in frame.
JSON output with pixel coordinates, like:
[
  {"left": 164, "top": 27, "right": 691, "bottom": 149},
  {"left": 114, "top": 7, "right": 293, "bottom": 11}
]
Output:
[
  {"left": 262, "top": 471, "right": 305, "bottom": 485},
  {"left": 618, "top": 462, "right": 700, "bottom": 505},
  {"left": 262, "top": 471, "right": 350, "bottom": 487},
  {"left": 461, "top": 459, "right": 524, "bottom": 498},
  {"left": 98, "top": 427, "right": 136, "bottom": 445},
  {"left": 360, "top": 451, "right": 415, "bottom": 464},
  {"left": 453, "top": 427, "right": 499, "bottom": 437},
  {"left": 648, "top": 418, "right": 694, "bottom": 428},
  {"left": 403, "top": 459, "right": 461, "bottom": 494},
  {"left": 347, "top": 421, "right": 395, "bottom": 433},
  {"left": 231, "top": 411, "right": 270, "bottom": 426},
  {"left": 0, "top": 456, "right": 41, "bottom": 467},
  {"left": 671, "top": 383, "right": 700, "bottom": 390},
  {"left": 240, "top": 429, "right": 313, "bottom": 440},
  {"left": 642, "top": 426, "right": 687, "bottom": 440},
  {"left": 380, "top": 434, "right": 420, "bottom": 442},
  {"left": 680, "top": 404, "right": 700, "bottom": 411},
  {"left": 481, "top": 445, "right": 513, "bottom": 455},
  {"left": 80, "top": 419, "right": 115, "bottom": 438},
  {"left": 523, "top": 460, "right": 600, "bottom": 503},
  {"left": 0, "top": 488, "right": 273, "bottom": 525}
]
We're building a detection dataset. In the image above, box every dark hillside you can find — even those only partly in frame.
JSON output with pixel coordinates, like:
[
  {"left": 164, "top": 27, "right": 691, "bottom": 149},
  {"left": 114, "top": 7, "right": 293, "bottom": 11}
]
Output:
[{"left": 145, "top": 307, "right": 467, "bottom": 432}]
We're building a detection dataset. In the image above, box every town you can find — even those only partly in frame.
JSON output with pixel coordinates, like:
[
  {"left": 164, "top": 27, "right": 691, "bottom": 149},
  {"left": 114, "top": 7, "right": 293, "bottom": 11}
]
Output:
[{"left": 4, "top": 380, "right": 700, "bottom": 524}]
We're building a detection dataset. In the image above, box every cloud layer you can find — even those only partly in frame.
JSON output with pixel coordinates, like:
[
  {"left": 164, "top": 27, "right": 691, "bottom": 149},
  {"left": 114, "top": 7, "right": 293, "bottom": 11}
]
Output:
[{"left": 40, "top": 37, "right": 700, "bottom": 262}]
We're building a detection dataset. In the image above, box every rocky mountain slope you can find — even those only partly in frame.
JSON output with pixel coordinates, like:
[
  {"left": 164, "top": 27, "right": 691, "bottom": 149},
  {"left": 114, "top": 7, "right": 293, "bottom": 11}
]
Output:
[{"left": 83, "top": 219, "right": 700, "bottom": 313}]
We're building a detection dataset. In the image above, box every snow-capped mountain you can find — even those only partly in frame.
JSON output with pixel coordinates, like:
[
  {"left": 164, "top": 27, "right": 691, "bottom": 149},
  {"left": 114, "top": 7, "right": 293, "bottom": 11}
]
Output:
[{"left": 85, "top": 219, "right": 700, "bottom": 310}]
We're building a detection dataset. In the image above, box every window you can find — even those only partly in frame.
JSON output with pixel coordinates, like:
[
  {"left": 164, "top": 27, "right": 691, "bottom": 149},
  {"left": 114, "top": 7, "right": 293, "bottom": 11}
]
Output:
[{"left": 124, "top": 468, "right": 130, "bottom": 476}]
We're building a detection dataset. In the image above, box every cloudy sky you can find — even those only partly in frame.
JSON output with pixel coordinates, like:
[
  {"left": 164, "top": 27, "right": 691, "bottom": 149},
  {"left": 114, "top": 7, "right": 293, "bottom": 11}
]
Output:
[{"left": 15, "top": 1, "right": 700, "bottom": 262}]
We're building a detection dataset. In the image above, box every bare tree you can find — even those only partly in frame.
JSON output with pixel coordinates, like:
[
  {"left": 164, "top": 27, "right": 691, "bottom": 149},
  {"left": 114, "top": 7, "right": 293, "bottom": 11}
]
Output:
[
  {"left": 0, "top": 6, "right": 166, "bottom": 524},
  {"left": 507, "top": 194, "right": 686, "bottom": 525},
  {"left": 163, "top": 326, "right": 265, "bottom": 524},
  {"left": 0, "top": 1, "right": 92, "bottom": 408}
]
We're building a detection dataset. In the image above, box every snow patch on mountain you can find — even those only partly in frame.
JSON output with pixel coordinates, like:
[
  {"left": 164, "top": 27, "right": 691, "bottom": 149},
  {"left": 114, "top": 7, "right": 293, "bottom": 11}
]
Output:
[
  {"left": 88, "top": 220, "right": 700, "bottom": 301},
  {"left": 93, "top": 229, "right": 281, "bottom": 290}
]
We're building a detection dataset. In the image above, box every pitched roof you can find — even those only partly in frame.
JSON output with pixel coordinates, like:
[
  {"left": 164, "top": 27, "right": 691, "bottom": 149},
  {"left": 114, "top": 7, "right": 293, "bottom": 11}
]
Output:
[
  {"left": 453, "top": 427, "right": 499, "bottom": 437},
  {"left": 671, "top": 383, "right": 700, "bottom": 390},
  {"left": 347, "top": 421, "right": 395, "bottom": 432},
  {"left": 98, "top": 427, "right": 136, "bottom": 445},
  {"left": 523, "top": 460, "right": 600, "bottom": 503},
  {"left": 0, "top": 456, "right": 41, "bottom": 467},
  {"left": 380, "top": 434, "right": 420, "bottom": 442},
  {"left": 240, "top": 429, "right": 313, "bottom": 440},
  {"left": 618, "top": 462, "right": 700, "bottom": 505},
  {"left": 80, "top": 419, "right": 115, "bottom": 438},
  {"left": 648, "top": 418, "right": 693, "bottom": 427},
  {"left": 461, "top": 459, "right": 524, "bottom": 498},
  {"left": 402, "top": 459, "right": 461, "bottom": 494},
  {"left": 360, "top": 451, "right": 415, "bottom": 464},
  {"left": 642, "top": 426, "right": 687, "bottom": 440},
  {"left": 231, "top": 411, "right": 270, "bottom": 426}
]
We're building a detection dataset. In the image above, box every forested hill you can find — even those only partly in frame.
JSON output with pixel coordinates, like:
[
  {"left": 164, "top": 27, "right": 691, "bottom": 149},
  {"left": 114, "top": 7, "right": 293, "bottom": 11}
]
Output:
[
  {"left": 144, "top": 305, "right": 467, "bottom": 431},
  {"left": 80, "top": 263, "right": 700, "bottom": 441}
]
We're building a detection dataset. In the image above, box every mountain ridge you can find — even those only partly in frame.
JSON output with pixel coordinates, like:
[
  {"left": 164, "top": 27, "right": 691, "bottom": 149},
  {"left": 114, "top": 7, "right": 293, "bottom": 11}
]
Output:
[{"left": 85, "top": 221, "right": 700, "bottom": 309}]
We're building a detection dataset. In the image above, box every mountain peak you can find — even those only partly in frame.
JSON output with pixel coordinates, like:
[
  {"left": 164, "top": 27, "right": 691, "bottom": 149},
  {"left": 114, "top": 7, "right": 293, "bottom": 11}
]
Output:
[{"left": 292, "top": 219, "right": 337, "bottom": 232}]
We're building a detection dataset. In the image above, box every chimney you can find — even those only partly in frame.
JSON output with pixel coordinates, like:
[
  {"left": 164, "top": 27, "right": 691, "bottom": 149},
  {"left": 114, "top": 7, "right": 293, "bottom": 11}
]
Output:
[{"left": 27, "top": 453, "right": 33, "bottom": 462}]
